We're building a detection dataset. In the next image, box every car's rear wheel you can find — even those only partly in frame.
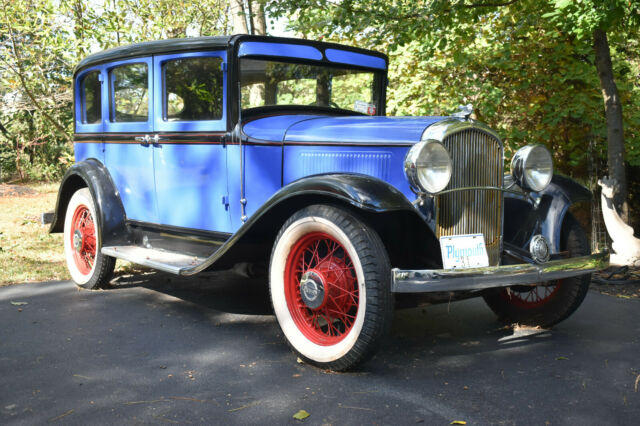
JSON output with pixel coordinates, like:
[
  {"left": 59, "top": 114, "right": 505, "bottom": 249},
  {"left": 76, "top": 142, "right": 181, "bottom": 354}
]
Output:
[
  {"left": 269, "top": 205, "right": 393, "bottom": 371},
  {"left": 64, "top": 188, "right": 115, "bottom": 289},
  {"left": 482, "top": 213, "right": 591, "bottom": 327}
]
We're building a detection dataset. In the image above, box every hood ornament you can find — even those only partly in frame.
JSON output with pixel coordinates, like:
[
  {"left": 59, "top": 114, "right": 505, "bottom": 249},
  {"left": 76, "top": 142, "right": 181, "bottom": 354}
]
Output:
[{"left": 452, "top": 104, "right": 473, "bottom": 120}]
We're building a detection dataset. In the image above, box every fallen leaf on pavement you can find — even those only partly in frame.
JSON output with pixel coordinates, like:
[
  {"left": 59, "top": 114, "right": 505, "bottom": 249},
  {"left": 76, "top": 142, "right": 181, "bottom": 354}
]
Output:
[
  {"left": 293, "top": 409, "right": 310, "bottom": 420},
  {"left": 10, "top": 301, "right": 28, "bottom": 306},
  {"left": 635, "top": 374, "right": 639, "bottom": 393},
  {"left": 450, "top": 421, "right": 466, "bottom": 425},
  {"left": 556, "top": 356, "right": 569, "bottom": 361},
  {"left": 50, "top": 409, "right": 74, "bottom": 422}
]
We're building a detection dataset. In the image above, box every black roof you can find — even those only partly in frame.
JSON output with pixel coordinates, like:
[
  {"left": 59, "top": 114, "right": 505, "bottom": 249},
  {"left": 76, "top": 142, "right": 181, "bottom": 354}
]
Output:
[
  {"left": 74, "top": 35, "right": 388, "bottom": 75},
  {"left": 75, "top": 36, "right": 233, "bottom": 74}
]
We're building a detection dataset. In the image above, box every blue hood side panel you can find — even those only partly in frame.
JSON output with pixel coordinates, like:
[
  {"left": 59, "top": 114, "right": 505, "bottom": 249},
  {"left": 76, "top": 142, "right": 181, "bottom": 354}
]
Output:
[
  {"left": 243, "top": 115, "right": 321, "bottom": 142},
  {"left": 242, "top": 115, "right": 448, "bottom": 145}
]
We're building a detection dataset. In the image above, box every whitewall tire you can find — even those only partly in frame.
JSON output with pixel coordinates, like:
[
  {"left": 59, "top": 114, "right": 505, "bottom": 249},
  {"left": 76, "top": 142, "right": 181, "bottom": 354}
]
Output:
[
  {"left": 269, "top": 204, "right": 393, "bottom": 371},
  {"left": 63, "top": 188, "right": 115, "bottom": 289}
]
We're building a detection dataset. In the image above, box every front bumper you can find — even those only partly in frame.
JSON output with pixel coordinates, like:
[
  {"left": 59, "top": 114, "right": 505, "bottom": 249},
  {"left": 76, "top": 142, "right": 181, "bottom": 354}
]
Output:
[{"left": 391, "top": 251, "right": 609, "bottom": 293}]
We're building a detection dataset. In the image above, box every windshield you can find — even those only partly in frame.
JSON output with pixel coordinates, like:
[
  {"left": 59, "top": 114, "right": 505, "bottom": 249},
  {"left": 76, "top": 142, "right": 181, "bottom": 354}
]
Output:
[{"left": 239, "top": 58, "right": 382, "bottom": 115}]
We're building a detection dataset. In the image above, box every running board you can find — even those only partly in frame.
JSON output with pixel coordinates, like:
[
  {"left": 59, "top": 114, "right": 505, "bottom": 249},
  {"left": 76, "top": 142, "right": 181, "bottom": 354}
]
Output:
[{"left": 101, "top": 246, "right": 207, "bottom": 275}]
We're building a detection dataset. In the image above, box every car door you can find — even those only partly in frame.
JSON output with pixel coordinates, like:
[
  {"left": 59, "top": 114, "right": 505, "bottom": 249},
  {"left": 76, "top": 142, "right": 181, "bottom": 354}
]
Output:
[
  {"left": 151, "top": 51, "right": 231, "bottom": 233},
  {"left": 103, "top": 57, "right": 158, "bottom": 224}
]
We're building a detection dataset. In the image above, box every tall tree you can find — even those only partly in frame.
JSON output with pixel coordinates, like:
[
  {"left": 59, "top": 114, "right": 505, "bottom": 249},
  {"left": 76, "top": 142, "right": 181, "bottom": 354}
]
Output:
[
  {"left": 543, "top": 0, "right": 639, "bottom": 222},
  {"left": 0, "top": 0, "right": 232, "bottom": 181}
]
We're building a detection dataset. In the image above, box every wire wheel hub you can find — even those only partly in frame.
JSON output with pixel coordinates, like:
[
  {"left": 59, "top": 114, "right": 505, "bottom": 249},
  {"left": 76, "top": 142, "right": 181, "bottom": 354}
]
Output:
[{"left": 300, "top": 270, "right": 326, "bottom": 309}]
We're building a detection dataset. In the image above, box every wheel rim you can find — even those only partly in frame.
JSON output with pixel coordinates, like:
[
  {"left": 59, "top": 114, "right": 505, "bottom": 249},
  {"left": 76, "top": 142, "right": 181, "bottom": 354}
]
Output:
[
  {"left": 70, "top": 205, "right": 96, "bottom": 275},
  {"left": 284, "top": 232, "right": 359, "bottom": 346},
  {"left": 501, "top": 282, "right": 560, "bottom": 309}
]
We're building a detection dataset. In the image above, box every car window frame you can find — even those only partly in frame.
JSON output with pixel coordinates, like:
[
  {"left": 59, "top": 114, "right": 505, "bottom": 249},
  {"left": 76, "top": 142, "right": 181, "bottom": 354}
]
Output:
[
  {"left": 75, "top": 67, "right": 105, "bottom": 134},
  {"left": 153, "top": 50, "right": 227, "bottom": 132},
  {"left": 104, "top": 57, "right": 154, "bottom": 133}
]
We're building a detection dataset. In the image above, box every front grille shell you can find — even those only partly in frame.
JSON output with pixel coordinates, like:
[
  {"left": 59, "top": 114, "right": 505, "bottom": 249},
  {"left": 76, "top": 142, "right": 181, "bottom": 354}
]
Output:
[{"left": 421, "top": 120, "right": 504, "bottom": 266}]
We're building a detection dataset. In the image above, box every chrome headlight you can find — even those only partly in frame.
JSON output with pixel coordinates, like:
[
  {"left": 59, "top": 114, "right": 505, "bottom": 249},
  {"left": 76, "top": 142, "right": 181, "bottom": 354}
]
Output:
[
  {"left": 404, "top": 140, "right": 452, "bottom": 194},
  {"left": 511, "top": 144, "right": 553, "bottom": 192}
]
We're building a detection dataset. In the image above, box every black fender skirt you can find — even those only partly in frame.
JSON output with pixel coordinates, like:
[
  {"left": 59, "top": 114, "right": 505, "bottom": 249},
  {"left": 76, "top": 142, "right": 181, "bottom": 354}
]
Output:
[{"left": 504, "top": 174, "right": 592, "bottom": 253}]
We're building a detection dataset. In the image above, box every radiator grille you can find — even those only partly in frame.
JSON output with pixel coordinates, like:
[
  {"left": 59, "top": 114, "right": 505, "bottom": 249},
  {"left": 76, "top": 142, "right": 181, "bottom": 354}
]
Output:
[{"left": 436, "top": 129, "right": 503, "bottom": 265}]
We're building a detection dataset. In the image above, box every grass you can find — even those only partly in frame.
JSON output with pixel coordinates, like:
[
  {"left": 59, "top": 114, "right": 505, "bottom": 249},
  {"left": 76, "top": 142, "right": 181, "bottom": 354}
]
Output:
[
  {"left": 0, "top": 183, "right": 67, "bottom": 285},
  {"left": 0, "top": 182, "right": 141, "bottom": 286}
]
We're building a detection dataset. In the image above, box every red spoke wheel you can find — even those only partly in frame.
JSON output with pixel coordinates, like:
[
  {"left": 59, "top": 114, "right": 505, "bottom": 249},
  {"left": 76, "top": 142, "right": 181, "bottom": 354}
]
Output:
[
  {"left": 70, "top": 205, "right": 97, "bottom": 275},
  {"left": 483, "top": 214, "right": 591, "bottom": 328},
  {"left": 499, "top": 282, "right": 561, "bottom": 309},
  {"left": 270, "top": 205, "right": 393, "bottom": 371},
  {"left": 285, "top": 232, "right": 359, "bottom": 346},
  {"left": 64, "top": 188, "right": 115, "bottom": 289}
]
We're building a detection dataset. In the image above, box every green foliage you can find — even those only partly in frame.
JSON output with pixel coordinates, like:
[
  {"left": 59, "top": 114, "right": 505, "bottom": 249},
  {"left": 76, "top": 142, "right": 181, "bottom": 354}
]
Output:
[
  {"left": 0, "top": 0, "right": 231, "bottom": 182},
  {"left": 266, "top": 0, "right": 640, "bottom": 179}
]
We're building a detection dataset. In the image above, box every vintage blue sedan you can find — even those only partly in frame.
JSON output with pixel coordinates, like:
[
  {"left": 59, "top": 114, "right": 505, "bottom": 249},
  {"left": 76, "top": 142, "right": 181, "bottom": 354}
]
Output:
[{"left": 50, "top": 35, "right": 608, "bottom": 370}]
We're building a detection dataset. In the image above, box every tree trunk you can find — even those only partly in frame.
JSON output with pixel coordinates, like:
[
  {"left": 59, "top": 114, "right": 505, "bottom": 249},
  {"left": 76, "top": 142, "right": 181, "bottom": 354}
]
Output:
[
  {"left": 231, "top": 0, "right": 248, "bottom": 34},
  {"left": 250, "top": 1, "right": 267, "bottom": 35},
  {"left": 593, "top": 29, "right": 628, "bottom": 224}
]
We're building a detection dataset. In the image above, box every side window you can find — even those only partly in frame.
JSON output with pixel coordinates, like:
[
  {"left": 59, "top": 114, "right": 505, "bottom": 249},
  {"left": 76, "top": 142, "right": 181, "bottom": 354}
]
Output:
[
  {"left": 110, "top": 63, "right": 149, "bottom": 122},
  {"left": 81, "top": 71, "right": 101, "bottom": 124},
  {"left": 163, "top": 57, "right": 223, "bottom": 121}
]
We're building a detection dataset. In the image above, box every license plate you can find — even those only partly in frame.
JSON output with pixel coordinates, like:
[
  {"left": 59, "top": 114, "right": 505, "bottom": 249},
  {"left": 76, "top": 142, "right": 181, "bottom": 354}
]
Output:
[{"left": 439, "top": 234, "right": 489, "bottom": 270}]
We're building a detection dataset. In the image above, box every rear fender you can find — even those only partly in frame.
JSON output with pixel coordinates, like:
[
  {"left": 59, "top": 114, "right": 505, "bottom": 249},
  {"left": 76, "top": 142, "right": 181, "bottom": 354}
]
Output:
[{"left": 49, "top": 159, "right": 130, "bottom": 246}]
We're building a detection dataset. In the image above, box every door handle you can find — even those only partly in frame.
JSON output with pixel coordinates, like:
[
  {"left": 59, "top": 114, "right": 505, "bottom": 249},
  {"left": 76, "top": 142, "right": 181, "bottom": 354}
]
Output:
[
  {"left": 151, "top": 134, "right": 166, "bottom": 146},
  {"left": 135, "top": 135, "right": 150, "bottom": 146}
]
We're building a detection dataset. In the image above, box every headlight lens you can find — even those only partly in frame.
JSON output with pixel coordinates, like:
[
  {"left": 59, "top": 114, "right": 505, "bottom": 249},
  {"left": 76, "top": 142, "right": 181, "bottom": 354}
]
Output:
[
  {"left": 511, "top": 144, "right": 553, "bottom": 192},
  {"left": 404, "top": 140, "right": 452, "bottom": 194}
]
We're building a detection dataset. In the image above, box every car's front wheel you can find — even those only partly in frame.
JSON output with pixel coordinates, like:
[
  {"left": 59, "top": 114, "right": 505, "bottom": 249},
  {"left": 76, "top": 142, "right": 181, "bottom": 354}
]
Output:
[
  {"left": 63, "top": 188, "right": 115, "bottom": 289},
  {"left": 269, "top": 205, "right": 393, "bottom": 371}
]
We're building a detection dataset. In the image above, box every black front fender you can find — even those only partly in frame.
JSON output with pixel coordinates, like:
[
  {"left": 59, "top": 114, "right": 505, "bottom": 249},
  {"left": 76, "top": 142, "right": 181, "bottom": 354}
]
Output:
[
  {"left": 270, "top": 173, "right": 418, "bottom": 213},
  {"left": 189, "top": 173, "right": 440, "bottom": 273},
  {"left": 49, "top": 159, "right": 130, "bottom": 246},
  {"left": 504, "top": 175, "right": 591, "bottom": 252}
]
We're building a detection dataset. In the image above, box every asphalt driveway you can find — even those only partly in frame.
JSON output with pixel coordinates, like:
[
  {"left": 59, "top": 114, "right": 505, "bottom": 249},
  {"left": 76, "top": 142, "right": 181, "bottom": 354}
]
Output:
[{"left": 1, "top": 271, "right": 638, "bottom": 425}]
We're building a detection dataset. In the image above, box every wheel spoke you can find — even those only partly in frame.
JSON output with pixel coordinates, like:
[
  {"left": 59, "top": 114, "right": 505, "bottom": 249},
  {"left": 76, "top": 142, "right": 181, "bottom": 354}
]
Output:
[{"left": 285, "top": 232, "right": 360, "bottom": 345}]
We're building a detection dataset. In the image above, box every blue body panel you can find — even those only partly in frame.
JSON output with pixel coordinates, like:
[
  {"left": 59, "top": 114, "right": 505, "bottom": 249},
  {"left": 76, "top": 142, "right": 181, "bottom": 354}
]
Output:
[
  {"left": 243, "top": 115, "right": 446, "bottom": 145},
  {"left": 284, "top": 116, "right": 446, "bottom": 144},
  {"left": 282, "top": 145, "right": 415, "bottom": 203},
  {"left": 104, "top": 143, "right": 157, "bottom": 223},
  {"left": 154, "top": 144, "right": 230, "bottom": 232},
  {"left": 243, "top": 115, "right": 321, "bottom": 142},
  {"left": 236, "top": 145, "right": 283, "bottom": 230},
  {"left": 74, "top": 142, "right": 104, "bottom": 164}
]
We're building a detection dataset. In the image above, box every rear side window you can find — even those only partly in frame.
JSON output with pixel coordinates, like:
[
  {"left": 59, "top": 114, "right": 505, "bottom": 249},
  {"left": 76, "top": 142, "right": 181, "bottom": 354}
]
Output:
[
  {"left": 110, "top": 63, "right": 149, "bottom": 122},
  {"left": 163, "top": 57, "right": 223, "bottom": 121},
  {"left": 80, "top": 71, "right": 101, "bottom": 124}
]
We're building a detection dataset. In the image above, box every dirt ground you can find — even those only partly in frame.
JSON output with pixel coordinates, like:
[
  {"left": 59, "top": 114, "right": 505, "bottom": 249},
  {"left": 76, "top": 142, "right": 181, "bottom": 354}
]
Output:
[{"left": 0, "top": 183, "right": 37, "bottom": 197}]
